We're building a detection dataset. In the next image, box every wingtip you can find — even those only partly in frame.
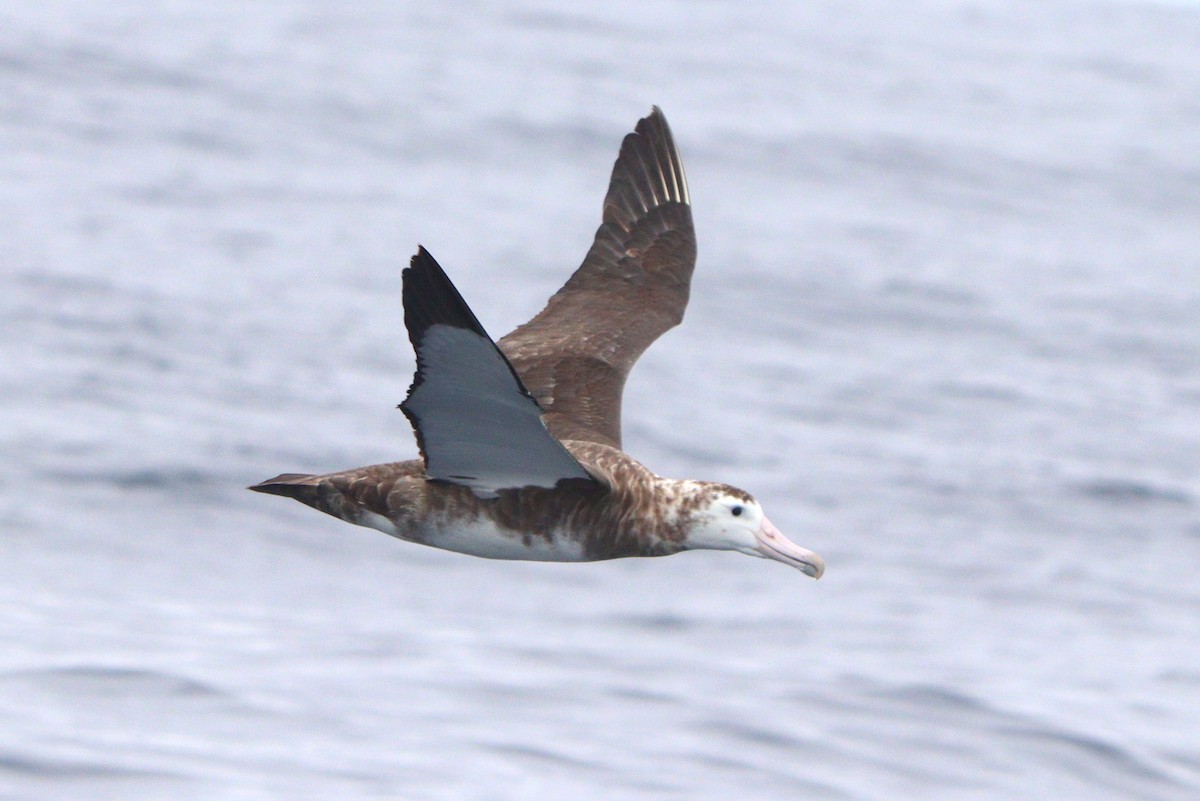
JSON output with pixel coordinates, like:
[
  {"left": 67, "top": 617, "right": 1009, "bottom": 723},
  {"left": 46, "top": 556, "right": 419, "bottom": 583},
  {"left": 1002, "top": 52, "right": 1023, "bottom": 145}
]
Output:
[
  {"left": 407, "top": 244, "right": 433, "bottom": 274},
  {"left": 600, "top": 105, "right": 690, "bottom": 221},
  {"left": 401, "top": 245, "right": 490, "bottom": 341}
]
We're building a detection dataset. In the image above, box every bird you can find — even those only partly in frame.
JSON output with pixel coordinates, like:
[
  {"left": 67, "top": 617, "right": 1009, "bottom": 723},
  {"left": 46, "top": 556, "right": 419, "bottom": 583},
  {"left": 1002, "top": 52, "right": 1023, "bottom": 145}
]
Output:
[{"left": 250, "top": 107, "right": 824, "bottom": 578}]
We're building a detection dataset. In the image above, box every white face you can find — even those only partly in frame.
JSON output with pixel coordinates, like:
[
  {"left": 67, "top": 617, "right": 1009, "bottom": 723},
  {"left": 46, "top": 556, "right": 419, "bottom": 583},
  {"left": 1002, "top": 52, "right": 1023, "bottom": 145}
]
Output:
[
  {"left": 687, "top": 492, "right": 767, "bottom": 554},
  {"left": 686, "top": 490, "right": 825, "bottom": 578}
]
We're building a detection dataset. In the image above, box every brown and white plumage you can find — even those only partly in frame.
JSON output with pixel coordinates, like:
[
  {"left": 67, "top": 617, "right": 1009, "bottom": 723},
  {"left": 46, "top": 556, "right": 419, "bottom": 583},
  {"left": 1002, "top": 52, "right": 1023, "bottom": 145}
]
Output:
[{"left": 250, "top": 108, "right": 824, "bottom": 578}]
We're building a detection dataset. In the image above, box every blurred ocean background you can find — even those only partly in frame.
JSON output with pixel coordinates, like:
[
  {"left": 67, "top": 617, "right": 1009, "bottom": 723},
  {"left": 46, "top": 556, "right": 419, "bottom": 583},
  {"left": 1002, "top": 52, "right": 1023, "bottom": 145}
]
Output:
[{"left": 2, "top": 1, "right": 1199, "bottom": 799}]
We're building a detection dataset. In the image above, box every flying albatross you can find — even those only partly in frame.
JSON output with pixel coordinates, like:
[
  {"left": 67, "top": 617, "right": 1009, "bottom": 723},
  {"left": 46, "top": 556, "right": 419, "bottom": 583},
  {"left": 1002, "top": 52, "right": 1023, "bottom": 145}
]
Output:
[{"left": 250, "top": 107, "right": 824, "bottom": 578}]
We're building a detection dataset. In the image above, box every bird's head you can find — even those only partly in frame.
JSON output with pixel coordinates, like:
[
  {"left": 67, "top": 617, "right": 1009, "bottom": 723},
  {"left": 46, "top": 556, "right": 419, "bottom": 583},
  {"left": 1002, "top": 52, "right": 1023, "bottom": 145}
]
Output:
[{"left": 680, "top": 484, "right": 824, "bottom": 578}]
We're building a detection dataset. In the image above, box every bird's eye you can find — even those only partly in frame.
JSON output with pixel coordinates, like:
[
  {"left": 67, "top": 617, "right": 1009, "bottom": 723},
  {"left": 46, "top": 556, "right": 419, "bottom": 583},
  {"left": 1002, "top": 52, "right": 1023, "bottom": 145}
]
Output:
[{"left": 731, "top": 505, "right": 743, "bottom": 517}]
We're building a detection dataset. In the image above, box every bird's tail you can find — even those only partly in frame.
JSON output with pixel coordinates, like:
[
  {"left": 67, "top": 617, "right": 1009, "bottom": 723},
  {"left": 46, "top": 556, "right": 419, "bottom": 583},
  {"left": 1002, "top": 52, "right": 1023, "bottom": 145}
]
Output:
[
  {"left": 247, "top": 473, "right": 321, "bottom": 504},
  {"left": 248, "top": 466, "right": 408, "bottom": 531}
]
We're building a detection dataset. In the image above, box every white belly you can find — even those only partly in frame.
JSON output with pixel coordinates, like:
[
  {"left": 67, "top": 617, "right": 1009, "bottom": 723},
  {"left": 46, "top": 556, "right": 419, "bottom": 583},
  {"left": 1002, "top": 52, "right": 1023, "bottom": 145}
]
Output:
[{"left": 357, "top": 511, "right": 587, "bottom": 562}]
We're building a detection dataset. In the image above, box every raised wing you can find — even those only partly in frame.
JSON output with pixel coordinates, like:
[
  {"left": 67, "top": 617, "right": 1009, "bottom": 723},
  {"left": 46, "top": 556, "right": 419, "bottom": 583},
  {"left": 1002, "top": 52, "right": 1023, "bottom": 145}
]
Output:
[
  {"left": 497, "top": 107, "right": 696, "bottom": 449},
  {"left": 400, "top": 247, "right": 597, "bottom": 498}
]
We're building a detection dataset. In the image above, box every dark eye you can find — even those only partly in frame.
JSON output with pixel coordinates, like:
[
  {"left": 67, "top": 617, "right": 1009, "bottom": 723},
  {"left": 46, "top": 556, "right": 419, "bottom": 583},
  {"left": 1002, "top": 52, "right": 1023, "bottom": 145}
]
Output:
[{"left": 731, "top": 505, "right": 743, "bottom": 517}]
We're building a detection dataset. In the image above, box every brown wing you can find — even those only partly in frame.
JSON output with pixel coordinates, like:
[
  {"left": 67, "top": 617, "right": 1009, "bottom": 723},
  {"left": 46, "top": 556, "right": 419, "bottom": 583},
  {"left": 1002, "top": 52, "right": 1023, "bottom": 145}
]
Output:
[{"left": 497, "top": 107, "right": 696, "bottom": 449}]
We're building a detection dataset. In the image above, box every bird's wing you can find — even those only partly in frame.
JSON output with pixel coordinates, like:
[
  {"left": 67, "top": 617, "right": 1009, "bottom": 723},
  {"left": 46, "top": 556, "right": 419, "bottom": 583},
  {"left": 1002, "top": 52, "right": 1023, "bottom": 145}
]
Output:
[
  {"left": 497, "top": 107, "right": 696, "bottom": 449},
  {"left": 399, "top": 247, "right": 598, "bottom": 498}
]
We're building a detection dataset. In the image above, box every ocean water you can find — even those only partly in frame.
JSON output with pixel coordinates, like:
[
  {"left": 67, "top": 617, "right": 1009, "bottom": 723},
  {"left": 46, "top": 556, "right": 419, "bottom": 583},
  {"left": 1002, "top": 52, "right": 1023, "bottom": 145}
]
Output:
[{"left": 2, "top": 1, "right": 1199, "bottom": 799}]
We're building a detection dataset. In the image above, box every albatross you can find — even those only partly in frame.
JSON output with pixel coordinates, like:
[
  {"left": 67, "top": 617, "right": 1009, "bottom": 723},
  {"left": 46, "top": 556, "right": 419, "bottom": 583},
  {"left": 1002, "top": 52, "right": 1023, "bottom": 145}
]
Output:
[{"left": 250, "top": 107, "right": 824, "bottom": 578}]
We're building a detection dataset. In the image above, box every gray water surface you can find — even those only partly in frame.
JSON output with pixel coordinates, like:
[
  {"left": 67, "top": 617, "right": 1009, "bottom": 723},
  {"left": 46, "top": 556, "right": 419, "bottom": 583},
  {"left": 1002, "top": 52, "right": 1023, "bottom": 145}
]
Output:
[{"left": 2, "top": 1, "right": 1199, "bottom": 799}]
